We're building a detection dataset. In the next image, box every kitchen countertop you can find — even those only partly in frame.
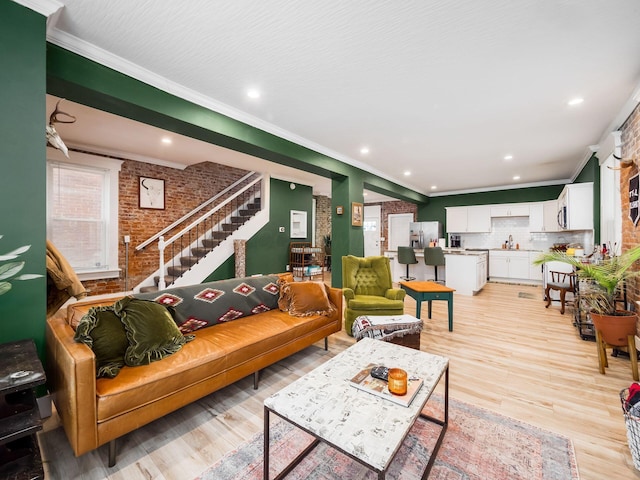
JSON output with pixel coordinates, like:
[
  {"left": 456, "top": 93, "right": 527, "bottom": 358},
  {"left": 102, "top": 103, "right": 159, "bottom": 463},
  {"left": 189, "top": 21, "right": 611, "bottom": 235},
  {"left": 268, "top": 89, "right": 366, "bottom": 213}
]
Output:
[
  {"left": 385, "top": 249, "right": 487, "bottom": 256},
  {"left": 489, "top": 248, "right": 543, "bottom": 252}
]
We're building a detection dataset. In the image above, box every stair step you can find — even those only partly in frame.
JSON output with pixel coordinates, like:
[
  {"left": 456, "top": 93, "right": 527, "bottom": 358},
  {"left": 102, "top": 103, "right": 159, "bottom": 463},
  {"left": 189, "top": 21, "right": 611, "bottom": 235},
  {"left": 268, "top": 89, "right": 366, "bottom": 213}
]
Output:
[
  {"left": 230, "top": 216, "right": 246, "bottom": 224},
  {"left": 180, "top": 256, "right": 199, "bottom": 266},
  {"left": 211, "top": 231, "right": 230, "bottom": 240},
  {"left": 154, "top": 275, "right": 178, "bottom": 287},
  {"left": 139, "top": 285, "right": 159, "bottom": 293},
  {"left": 191, "top": 246, "right": 213, "bottom": 256},
  {"left": 222, "top": 224, "right": 239, "bottom": 232},
  {"left": 168, "top": 265, "right": 190, "bottom": 277},
  {"left": 201, "top": 239, "right": 220, "bottom": 249}
]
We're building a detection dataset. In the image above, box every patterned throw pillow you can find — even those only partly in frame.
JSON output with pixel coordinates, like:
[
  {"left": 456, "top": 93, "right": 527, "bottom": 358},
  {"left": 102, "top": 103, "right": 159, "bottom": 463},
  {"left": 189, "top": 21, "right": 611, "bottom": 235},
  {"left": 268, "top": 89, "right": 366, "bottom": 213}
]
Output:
[{"left": 134, "top": 275, "right": 281, "bottom": 333}]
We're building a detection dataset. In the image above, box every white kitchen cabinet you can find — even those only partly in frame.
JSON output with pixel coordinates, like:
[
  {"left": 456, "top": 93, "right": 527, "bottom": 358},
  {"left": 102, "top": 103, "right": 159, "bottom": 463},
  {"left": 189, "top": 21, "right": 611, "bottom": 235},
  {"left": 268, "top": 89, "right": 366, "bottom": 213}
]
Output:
[
  {"left": 529, "top": 251, "right": 543, "bottom": 281},
  {"left": 466, "top": 206, "right": 491, "bottom": 232},
  {"left": 509, "top": 254, "right": 531, "bottom": 279},
  {"left": 490, "top": 204, "right": 530, "bottom": 217},
  {"left": 489, "top": 250, "right": 534, "bottom": 282},
  {"left": 529, "top": 203, "right": 544, "bottom": 231},
  {"left": 445, "top": 252, "right": 487, "bottom": 295},
  {"left": 543, "top": 199, "right": 560, "bottom": 232},
  {"left": 557, "top": 183, "right": 593, "bottom": 230},
  {"left": 489, "top": 251, "right": 510, "bottom": 277},
  {"left": 476, "top": 256, "right": 488, "bottom": 291},
  {"left": 446, "top": 207, "right": 468, "bottom": 233},
  {"left": 446, "top": 206, "right": 490, "bottom": 233},
  {"left": 529, "top": 200, "right": 560, "bottom": 232}
]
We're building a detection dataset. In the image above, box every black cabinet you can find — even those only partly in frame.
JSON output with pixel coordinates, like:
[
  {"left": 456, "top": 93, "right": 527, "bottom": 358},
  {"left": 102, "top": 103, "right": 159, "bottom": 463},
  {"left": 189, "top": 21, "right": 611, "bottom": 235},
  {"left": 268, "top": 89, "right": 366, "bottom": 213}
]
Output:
[{"left": 0, "top": 339, "right": 46, "bottom": 479}]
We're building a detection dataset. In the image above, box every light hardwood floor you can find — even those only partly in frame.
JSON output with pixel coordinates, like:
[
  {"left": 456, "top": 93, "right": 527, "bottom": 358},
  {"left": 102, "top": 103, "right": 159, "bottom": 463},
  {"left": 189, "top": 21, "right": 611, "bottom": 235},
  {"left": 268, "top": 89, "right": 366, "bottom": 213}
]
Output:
[{"left": 38, "top": 281, "right": 640, "bottom": 479}]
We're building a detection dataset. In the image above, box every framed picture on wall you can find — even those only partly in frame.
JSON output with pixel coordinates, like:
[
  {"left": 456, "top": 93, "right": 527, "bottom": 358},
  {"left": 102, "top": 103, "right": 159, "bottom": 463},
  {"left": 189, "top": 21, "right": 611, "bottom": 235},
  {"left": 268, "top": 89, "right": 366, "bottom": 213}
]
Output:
[
  {"left": 290, "top": 210, "right": 307, "bottom": 238},
  {"left": 351, "top": 202, "right": 363, "bottom": 227},
  {"left": 139, "top": 177, "right": 165, "bottom": 209}
]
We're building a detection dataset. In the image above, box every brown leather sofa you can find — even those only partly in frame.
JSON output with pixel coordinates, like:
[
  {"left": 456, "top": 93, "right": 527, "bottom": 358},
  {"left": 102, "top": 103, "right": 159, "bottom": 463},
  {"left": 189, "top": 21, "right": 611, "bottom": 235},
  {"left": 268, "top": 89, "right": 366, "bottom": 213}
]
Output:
[{"left": 45, "top": 276, "right": 342, "bottom": 466}]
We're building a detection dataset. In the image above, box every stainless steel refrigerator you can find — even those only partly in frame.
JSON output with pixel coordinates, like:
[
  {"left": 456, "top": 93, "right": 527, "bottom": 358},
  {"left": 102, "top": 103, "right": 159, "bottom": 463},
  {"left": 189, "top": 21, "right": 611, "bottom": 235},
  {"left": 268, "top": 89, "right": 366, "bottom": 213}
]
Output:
[{"left": 409, "top": 222, "right": 443, "bottom": 249}]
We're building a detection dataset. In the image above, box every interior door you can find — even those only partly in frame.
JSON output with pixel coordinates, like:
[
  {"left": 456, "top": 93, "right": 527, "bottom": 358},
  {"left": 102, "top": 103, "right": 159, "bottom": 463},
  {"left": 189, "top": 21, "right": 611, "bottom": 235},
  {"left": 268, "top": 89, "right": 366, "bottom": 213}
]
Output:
[
  {"left": 363, "top": 205, "right": 381, "bottom": 257},
  {"left": 388, "top": 213, "right": 413, "bottom": 251}
]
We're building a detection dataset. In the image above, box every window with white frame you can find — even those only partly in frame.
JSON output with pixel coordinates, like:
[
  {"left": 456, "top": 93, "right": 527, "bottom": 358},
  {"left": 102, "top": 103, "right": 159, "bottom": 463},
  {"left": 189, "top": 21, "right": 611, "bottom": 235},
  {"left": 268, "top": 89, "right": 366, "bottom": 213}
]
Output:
[{"left": 47, "top": 150, "right": 122, "bottom": 280}]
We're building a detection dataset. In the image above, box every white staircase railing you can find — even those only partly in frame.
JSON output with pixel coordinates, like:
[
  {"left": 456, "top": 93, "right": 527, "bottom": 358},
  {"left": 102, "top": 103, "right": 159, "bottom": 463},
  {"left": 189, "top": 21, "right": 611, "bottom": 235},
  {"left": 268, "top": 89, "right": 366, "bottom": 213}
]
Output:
[
  {"left": 156, "top": 175, "right": 263, "bottom": 289},
  {"left": 136, "top": 171, "right": 258, "bottom": 252}
]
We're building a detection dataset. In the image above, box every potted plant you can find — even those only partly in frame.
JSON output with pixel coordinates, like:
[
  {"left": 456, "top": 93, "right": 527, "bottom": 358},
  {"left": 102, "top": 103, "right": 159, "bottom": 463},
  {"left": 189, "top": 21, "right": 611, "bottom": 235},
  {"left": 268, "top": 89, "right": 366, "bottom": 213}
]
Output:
[
  {"left": 533, "top": 245, "right": 640, "bottom": 347},
  {"left": 323, "top": 234, "right": 331, "bottom": 255}
]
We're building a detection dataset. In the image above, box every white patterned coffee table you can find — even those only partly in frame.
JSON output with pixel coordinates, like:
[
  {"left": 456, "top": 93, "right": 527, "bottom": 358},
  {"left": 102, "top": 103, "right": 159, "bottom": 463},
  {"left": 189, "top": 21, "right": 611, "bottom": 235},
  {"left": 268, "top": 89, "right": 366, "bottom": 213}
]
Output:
[{"left": 263, "top": 338, "right": 449, "bottom": 479}]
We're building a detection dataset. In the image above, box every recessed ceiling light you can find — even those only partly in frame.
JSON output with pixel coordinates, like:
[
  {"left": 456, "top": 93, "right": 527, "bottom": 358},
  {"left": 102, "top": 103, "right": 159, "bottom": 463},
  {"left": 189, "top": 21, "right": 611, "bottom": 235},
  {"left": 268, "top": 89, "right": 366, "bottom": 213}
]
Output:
[
  {"left": 568, "top": 97, "right": 584, "bottom": 106},
  {"left": 161, "top": 137, "right": 172, "bottom": 145},
  {"left": 513, "top": 175, "right": 521, "bottom": 181},
  {"left": 504, "top": 155, "right": 513, "bottom": 161},
  {"left": 431, "top": 185, "right": 437, "bottom": 190},
  {"left": 247, "top": 88, "right": 261, "bottom": 99},
  {"left": 404, "top": 171, "right": 411, "bottom": 176},
  {"left": 363, "top": 192, "right": 368, "bottom": 196},
  {"left": 360, "top": 147, "right": 370, "bottom": 155}
]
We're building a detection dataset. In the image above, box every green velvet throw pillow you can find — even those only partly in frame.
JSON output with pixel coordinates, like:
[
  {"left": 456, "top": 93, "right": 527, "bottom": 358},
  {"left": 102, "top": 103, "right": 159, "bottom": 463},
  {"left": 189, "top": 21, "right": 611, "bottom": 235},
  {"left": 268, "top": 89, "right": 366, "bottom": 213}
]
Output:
[
  {"left": 114, "top": 297, "right": 194, "bottom": 366},
  {"left": 74, "top": 306, "right": 129, "bottom": 378}
]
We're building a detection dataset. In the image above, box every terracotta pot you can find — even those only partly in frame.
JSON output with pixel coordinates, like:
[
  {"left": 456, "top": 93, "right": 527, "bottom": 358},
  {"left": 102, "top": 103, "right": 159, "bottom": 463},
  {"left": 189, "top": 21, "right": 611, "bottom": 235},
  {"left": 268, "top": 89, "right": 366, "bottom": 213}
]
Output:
[{"left": 591, "top": 311, "right": 638, "bottom": 346}]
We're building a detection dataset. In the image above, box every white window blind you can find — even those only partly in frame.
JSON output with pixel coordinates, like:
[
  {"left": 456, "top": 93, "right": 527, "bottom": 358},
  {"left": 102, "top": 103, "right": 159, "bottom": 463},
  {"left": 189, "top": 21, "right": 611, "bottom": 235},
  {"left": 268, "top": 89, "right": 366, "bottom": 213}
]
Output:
[{"left": 47, "top": 150, "right": 122, "bottom": 280}]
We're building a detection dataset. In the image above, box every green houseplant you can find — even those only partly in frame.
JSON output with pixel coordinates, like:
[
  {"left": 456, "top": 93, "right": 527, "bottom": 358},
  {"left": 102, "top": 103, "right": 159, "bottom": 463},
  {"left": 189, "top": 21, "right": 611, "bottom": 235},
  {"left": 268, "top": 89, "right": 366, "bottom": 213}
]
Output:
[
  {"left": 533, "top": 245, "right": 640, "bottom": 316},
  {"left": 534, "top": 245, "right": 640, "bottom": 375},
  {"left": 323, "top": 234, "right": 331, "bottom": 255}
]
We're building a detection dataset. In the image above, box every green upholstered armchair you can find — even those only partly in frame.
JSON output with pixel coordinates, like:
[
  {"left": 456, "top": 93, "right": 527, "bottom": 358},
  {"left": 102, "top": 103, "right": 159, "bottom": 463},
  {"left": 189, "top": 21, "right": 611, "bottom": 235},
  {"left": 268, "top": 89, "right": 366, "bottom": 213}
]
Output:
[{"left": 342, "top": 255, "right": 406, "bottom": 336}]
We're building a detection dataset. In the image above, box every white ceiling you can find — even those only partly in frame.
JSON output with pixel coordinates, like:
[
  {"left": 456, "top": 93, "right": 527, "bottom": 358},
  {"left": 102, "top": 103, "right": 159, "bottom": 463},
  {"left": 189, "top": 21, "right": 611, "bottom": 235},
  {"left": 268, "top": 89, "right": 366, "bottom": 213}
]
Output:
[{"left": 36, "top": 1, "right": 640, "bottom": 199}]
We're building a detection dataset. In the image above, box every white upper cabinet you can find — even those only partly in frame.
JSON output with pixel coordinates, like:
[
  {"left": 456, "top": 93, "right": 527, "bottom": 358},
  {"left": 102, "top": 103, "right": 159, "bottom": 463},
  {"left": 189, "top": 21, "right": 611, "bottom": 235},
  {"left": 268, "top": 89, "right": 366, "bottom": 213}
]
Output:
[
  {"left": 466, "top": 206, "right": 491, "bottom": 232},
  {"left": 446, "top": 207, "right": 468, "bottom": 233},
  {"left": 558, "top": 183, "right": 593, "bottom": 230},
  {"left": 490, "top": 204, "right": 530, "bottom": 217},
  {"left": 543, "top": 199, "right": 560, "bottom": 232},
  {"left": 529, "top": 203, "right": 544, "bottom": 232},
  {"left": 446, "top": 206, "right": 491, "bottom": 233},
  {"left": 529, "top": 200, "right": 560, "bottom": 232}
]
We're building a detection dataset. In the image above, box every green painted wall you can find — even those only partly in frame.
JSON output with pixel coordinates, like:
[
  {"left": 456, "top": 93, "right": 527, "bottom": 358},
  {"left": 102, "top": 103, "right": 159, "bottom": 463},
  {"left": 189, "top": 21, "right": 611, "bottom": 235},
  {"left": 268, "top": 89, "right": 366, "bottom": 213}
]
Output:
[
  {"left": 202, "top": 257, "right": 235, "bottom": 283},
  {"left": 246, "top": 179, "right": 313, "bottom": 275},
  {"left": 574, "top": 154, "right": 601, "bottom": 243},
  {"left": 0, "top": 3, "right": 47, "bottom": 358},
  {"left": 331, "top": 174, "right": 365, "bottom": 286}
]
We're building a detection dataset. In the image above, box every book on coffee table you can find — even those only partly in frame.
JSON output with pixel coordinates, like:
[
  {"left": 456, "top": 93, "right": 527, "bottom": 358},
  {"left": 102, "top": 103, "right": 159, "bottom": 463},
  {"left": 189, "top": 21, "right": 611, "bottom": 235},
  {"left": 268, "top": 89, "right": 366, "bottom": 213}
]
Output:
[{"left": 349, "top": 363, "right": 423, "bottom": 407}]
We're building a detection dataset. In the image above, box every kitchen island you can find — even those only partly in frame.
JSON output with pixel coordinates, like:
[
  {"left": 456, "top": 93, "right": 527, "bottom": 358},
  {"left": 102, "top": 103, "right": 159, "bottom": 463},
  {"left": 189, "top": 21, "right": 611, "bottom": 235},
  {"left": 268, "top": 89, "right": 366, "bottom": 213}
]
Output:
[{"left": 385, "top": 248, "right": 488, "bottom": 295}]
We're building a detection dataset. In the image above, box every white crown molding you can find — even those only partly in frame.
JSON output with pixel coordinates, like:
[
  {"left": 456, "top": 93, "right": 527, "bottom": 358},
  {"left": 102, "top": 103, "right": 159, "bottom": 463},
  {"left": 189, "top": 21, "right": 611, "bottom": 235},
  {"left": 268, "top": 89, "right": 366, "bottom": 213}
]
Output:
[
  {"left": 46, "top": 28, "right": 429, "bottom": 198},
  {"left": 11, "top": 0, "right": 62, "bottom": 17},
  {"left": 67, "top": 142, "right": 189, "bottom": 170},
  {"left": 428, "top": 178, "right": 570, "bottom": 197}
]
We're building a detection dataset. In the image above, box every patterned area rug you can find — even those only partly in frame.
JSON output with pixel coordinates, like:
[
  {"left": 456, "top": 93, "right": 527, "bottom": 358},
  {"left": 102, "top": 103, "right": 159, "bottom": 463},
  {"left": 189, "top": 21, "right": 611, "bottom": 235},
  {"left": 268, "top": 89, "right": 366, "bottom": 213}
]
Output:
[{"left": 195, "top": 395, "right": 579, "bottom": 480}]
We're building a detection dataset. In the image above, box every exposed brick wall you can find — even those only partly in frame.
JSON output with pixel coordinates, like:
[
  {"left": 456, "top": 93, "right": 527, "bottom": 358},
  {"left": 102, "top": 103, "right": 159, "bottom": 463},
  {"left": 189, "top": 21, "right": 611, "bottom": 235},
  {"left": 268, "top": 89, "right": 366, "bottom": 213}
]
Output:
[
  {"left": 314, "top": 195, "right": 331, "bottom": 249},
  {"left": 621, "top": 103, "right": 640, "bottom": 306},
  {"left": 82, "top": 160, "right": 249, "bottom": 296}
]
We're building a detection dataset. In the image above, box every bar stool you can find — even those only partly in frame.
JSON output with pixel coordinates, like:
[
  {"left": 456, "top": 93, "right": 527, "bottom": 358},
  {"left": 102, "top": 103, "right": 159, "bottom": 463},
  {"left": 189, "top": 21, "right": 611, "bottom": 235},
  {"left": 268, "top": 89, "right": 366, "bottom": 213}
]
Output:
[
  {"left": 397, "top": 246, "right": 418, "bottom": 281},
  {"left": 424, "top": 247, "right": 445, "bottom": 283}
]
